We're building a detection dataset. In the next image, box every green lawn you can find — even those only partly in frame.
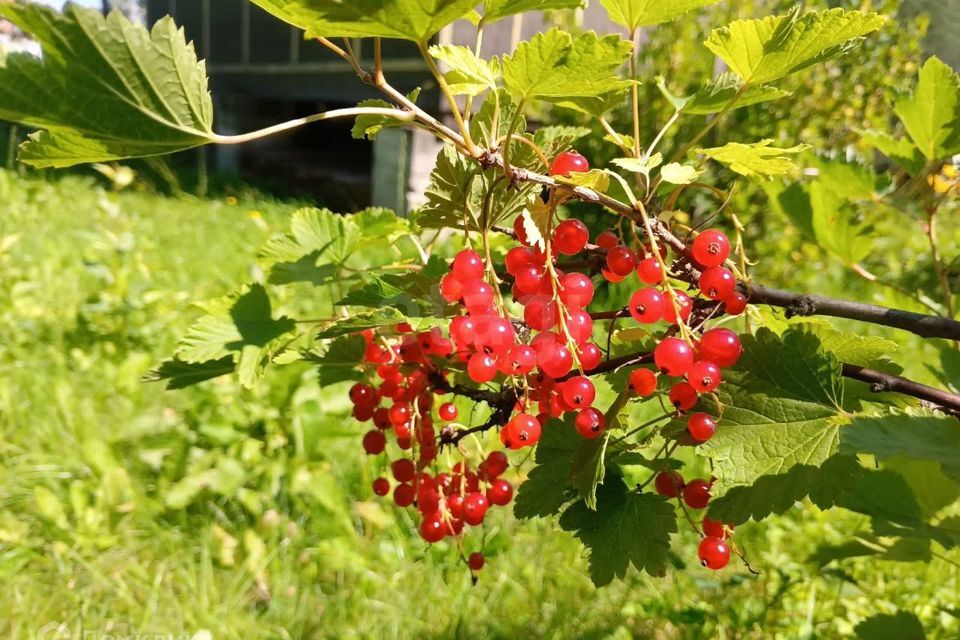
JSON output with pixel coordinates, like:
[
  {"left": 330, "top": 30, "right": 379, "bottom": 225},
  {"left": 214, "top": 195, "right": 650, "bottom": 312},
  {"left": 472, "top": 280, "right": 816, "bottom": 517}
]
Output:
[{"left": 0, "top": 170, "right": 956, "bottom": 639}]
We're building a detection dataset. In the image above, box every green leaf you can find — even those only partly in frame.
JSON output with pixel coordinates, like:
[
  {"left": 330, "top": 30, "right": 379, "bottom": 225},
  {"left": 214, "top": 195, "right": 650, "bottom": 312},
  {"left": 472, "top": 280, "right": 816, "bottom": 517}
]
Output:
[
  {"left": 559, "top": 481, "right": 676, "bottom": 585},
  {"left": 338, "top": 271, "right": 450, "bottom": 318},
  {"left": 482, "top": 0, "right": 587, "bottom": 24},
  {"left": 800, "top": 323, "right": 897, "bottom": 369},
  {"left": 261, "top": 208, "right": 361, "bottom": 284},
  {"left": 555, "top": 169, "right": 611, "bottom": 193},
  {"left": 700, "top": 327, "right": 846, "bottom": 489},
  {"left": 514, "top": 419, "right": 581, "bottom": 519},
  {"left": 704, "top": 8, "right": 886, "bottom": 84},
  {"left": 855, "top": 611, "right": 926, "bottom": 640},
  {"left": 894, "top": 56, "right": 960, "bottom": 161},
  {"left": 429, "top": 45, "right": 498, "bottom": 97},
  {"left": 599, "top": 0, "right": 721, "bottom": 30},
  {"left": 809, "top": 181, "right": 873, "bottom": 265},
  {"left": 143, "top": 357, "right": 236, "bottom": 390},
  {"left": 313, "top": 308, "right": 440, "bottom": 339},
  {"left": 841, "top": 469, "right": 923, "bottom": 527},
  {"left": 533, "top": 126, "right": 592, "bottom": 161},
  {"left": 860, "top": 129, "right": 927, "bottom": 175},
  {"left": 0, "top": 3, "right": 215, "bottom": 167},
  {"left": 569, "top": 433, "right": 610, "bottom": 511},
  {"left": 697, "top": 139, "right": 808, "bottom": 179},
  {"left": 656, "top": 73, "right": 790, "bottom": 115},
  {"left": 502, "top": 29, "right": 632, "bottom": 103},
  {"left": 707, "top": 456, "right": 862, "bottom": 525},
  {"left": 352, "top": 89, "right": 421, "bottom": 140},
  {"left": 612, "top": 153, "right": 662, "bottom": 181},
  {"left": 660, "top": 162, "right": 702, "bottom": 185},
  {"left": 883, "top": 458, "right": 959, "bottom": 520},
  {"left": 304, "top": 334, "right": 367, "bottom": 386},
  {"left": 177, "top": 283, "right": 296, "bottom": 369},
  {"left": 841, "top": 414, "right": 960, "bottom": 483},
  {"left": 248, "top": 0, "right": 477, "bottom": 43}
]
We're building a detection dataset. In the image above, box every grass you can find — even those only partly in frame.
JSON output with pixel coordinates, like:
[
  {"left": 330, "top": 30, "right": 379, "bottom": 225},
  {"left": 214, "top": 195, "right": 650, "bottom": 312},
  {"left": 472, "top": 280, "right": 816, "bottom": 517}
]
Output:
[{"left": 0, "top": 170, "right": 957, "bottom": 639}]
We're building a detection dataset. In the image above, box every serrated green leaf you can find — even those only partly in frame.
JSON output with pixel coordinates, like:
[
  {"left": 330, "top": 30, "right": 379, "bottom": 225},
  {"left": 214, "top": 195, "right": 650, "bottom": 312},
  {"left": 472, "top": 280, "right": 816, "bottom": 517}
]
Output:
[
  {"left": 894, "top": 56, "right": 960, "bottom": 161},
  {"left": 0, "top": 3, "right": 214, "bottom": 167},
  {"left": 519, "top": 198, "right": 553, "bottom": 252},
  {"left": 555, "top": 169, "right": 611, "bottom": 193},
  {"left": 611, "top": 153, "right": 662, "bottom": 179},
  {"left": 599, "top": 0, "right": 721, "bottom": 30},
  {"left": 656, "top": 73, "right": 790, "bottom": 115},
  {"left": 261, "top": 207, "right": 361, "bottom": 284},
  {"left": 514, "top": 418, "right": 581, "bottom": 519},
  {"left": 533, "top": 126, "right": 591, "bottom": 161},
  {"left": 860, "top": 129, "right": 927, "bottom": 175},
  {"left": 883, "top": 458, "right": 959, "bottom": 520},
  {"left": 704, "top": 8, "right": 885, "bottom": 84},
  {"left": 855, "top": 611, "right": 926, "bottom": 640},
  {"left": 248, "top": 0, "right": 477, "bottom": 43},
  {"left": 314, "top": 308, "right": 435, "bottom": 339},
  {"left": 143, "top": 356, "right": 236, "bottom": 390},
  {"left": 429, "top": 44, "right": 498, "bottom": 97},
  {"left": 352, "top": 89, "right": 420, "bottom": 140},
  {"left": 569, "top": 433, "right": 610, "bottom": 510},
  {"left": 481, "top": 0, "right": 586, "bottom": 24},
  {"left": 701, "top": 327, "right": 846, "bottom": 489},
  {"left": 809, "top": 181, "right": 873, "bottom": 265},
  {"left": 697, "top": 139, "right": 808, "bottom": 179},
  {"left": 841, "top": 414, "right": 960, "bottom": 483},
  {"left": 303, "top": 334, "right": 367, "bottom": 386},
  {"left": 552, "top": 89, "right": 630, "bottom": 118},
  {"left": 660, "top": 162, "right": 702, "bottom": 185},
  {"left": 841, "top": 468, "right": 923, "bottom": 527},
  {"left": 502, "top": 29, "right": 632, "bottom": 103},
  {"left": 799, "top": 323, "right": 897, "bottom": 370},
  {"left": 559, "top": 481, "right": 676, "bottom": 585},
  {"left": 338, "top": 271, "right": 450, "bottom": 318},
  {"left": 707, "top": 456, "right": 862, "bottom": 525}
]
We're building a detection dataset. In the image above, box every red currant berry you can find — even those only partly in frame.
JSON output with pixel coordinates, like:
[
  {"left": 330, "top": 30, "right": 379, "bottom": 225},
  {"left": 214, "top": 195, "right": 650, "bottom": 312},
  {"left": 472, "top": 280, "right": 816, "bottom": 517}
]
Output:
[
  {"left": 440, "top": 273, "right": 464, "bottom": 303},
  {"left": 461, "top": 280, "right": 496, "bottom": 314},
  {"left": 698, "top": 536, "right": 730, "bottom": 570},
  {"left": 691, "top": 230, "right": 731, "bottom": 268},
  {"left": 523, "top": 295, "right": 558, "bottom": 331},
  {"left": 362, "top": 430, "right": 386, "bottom": 455},
  {"left": 554, "top": 219, "right": 589, "bottom": 255},
  {"left": 394, "top": 483, "right": 415, "bottom": 507},
  {"left": 702, "top": 517, "right": 729, "bottom": 539},
  {"left": 699, "top": 328, "right": 742, "bottom": 367},
  {"left": 372, "top": 477, "right": 390, "bottom": 496},
  {"left": 482, "top": 451, "right": 509, "bottom": 479},
  {"left": 391, "top": 458, "right": 416, "bottom": 482},
  {"left": 669, "top": 382, "right": 699, "bottom": 411},
  {"left": 563, "top": 310, "right": 593, "bottom": 344},
  {"left": 687, "top": 360, "right": 722, "bottom": 393},
  {"left": 420, "top": 514, "right": 446, "bottom": 543},
  {"left": 574, "top": 407, "right": 606, "bottom": 439},
  {"left": 606, "top": 245, "right": 638, "bottom": 277},
  {"left": 654, "top": 471, "right": 684, "bottom": 498},
  {"left": 601, "top": 268, "right": 626, "bottom": 283},
  {"left": 452, "top": 249, "right": 485, "bottom": 280},
  {"left": 463, "top": 492, "right": 489, "bottom": 525},
  {"left": 683, "top": 479, "right": 711, "bottom": 509},
  {"left": 505, "top": 412, "right": 542, "bottom": 449},
  {"left": 629, "top": 288, "right": 666, "bottom": 323},
  {"left": 467, "top": 352, "right": 498, "bottom": 383},
  {"left": 723, "top": 291, "right": 747, "bottom": 315},
  {"left": 438, "top": 402, "right": 458, "bottom": 421},
  {"left": 637, "top": 257, "right": 662, "bottom": 284},
  {"left": 514, "top": 214, "right": 530, "bottom": 246},
  {"left": 389, "top": 403, "right": 411, "bottom": 427},
  {"left": 558, "top": 272, "right": 594, "bottom": 309},
  {"left": 353, "top": 403, "right": 375, "bottom": 422},
  {"left": 468, "top": 552, "right": 485, "bottom": 571},
  {"left": 505, "top": 246, "right": 537, "bottom": 275},
  {"left": 699, "top": 266, "right": 736, "bottom": 301},
  {"left": 538, "top": 340, "right": 573, "bottom": 379},
  {"left": 487, "top": 478, "right": 514, "bottom": 506},
  {"left": 654, "top": 337, "right": 695, "bottom": 376},
  {"left": 504, "top": 344, "right": 537, "bottom": 375},
  {"left": 686, "top": 412, "right": 717, "bottom": 443},
  {"left": 349, "top": 382, "right": 376, "bottom": 406},
  {"left": 562, "top": 376, "right": 596, "bottom": 408},
  {"left": 662, "top": 289, "right": 693, "bottom": 325},
  {"left": 373, "top": 407, "right": 391, "bottom": 430},
  {"left": 577, "top": 342, "right": 603, "bottom": 370},
  {"left": 515, "top": 265, "right": 546, "bottom": 294},
  {"left": 549, "top": 150, "right": 589, "bottom": 176},
  {"left": 595, "top": 230, "right": 618, "bottom": 250},
  {"left": 629, "top": 368, "right": 658, "bottom": 396}
]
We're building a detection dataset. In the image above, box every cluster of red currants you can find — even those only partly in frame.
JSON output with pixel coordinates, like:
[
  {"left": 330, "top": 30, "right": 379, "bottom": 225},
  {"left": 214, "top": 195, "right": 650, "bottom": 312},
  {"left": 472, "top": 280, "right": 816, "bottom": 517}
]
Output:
[{"left": 345, "top": 149, "right": 749, "bottom": 574}]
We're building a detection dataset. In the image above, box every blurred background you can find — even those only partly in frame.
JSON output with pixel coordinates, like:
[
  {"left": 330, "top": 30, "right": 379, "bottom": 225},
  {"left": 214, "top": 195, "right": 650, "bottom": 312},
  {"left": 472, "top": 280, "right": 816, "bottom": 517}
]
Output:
[{"left": 1, "top": 1, "right": 958, "bottom": 638}]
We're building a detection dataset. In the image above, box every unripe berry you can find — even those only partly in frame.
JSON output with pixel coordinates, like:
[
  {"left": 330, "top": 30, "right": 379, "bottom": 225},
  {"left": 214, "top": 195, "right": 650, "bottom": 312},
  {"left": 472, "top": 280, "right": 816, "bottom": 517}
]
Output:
[{"left": 691, "top": 230, "right": 731, "bottom": 268}]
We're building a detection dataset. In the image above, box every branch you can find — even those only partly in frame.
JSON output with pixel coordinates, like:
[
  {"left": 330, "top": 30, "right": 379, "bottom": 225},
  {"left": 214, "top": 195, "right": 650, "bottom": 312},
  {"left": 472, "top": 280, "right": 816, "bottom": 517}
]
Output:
[
  {"left": 841, "top": 364, "right": 960, "bottom": 417},
  {"left": 744, "top": 283, "right": 960, "bottom": 341}
]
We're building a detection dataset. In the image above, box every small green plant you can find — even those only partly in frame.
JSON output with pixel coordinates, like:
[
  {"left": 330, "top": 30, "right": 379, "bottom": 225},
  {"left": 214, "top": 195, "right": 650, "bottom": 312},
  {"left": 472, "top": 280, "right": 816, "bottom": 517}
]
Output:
[{"left": 1, "top": 2, "right": 958, "bottom": 631}]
